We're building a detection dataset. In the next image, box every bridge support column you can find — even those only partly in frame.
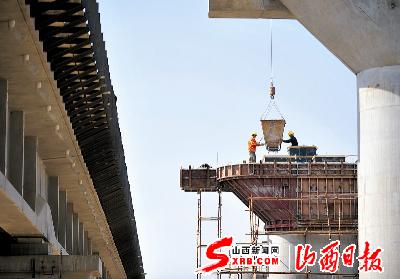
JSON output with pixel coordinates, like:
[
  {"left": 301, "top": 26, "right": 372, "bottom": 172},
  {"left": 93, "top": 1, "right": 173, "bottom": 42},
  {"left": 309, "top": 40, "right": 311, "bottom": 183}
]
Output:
[
  {"left": 8, "top": 111, "right": 24, "bottom": 195},
  {"left": 58, "top": 191, "right": 67, "bottom": 248},
  {"left": 79, "top": 222, "right": 84, "bottom": 255},
  {"left": 87, "top": 233, "right": 92, "bottom": 255},
  {"left": 73, "top": 213, "right": 79, "bottom": 255},
  {"left": 358, "top": 65, "right": 400, "bottom": 278},
  {"left": 23, "top": 136, "right": 37, "bottom": 211},
  {"left": 267, "top": 234, "right": 358, "bottom": 278},
  {"left": 0, "top": 79, "right": 7, "bottom": 176},
  {"left": 267, "top": 235, "right": 304, "bottom": 279},
  {"left": 66, "top": 203, "right": 74, "bottom": 254},
  {"left": 84, "top": 230, "right": 89, "bottom": 255},
  {"left": 48, "top": 176, "right": 59, "bottom": 238}
]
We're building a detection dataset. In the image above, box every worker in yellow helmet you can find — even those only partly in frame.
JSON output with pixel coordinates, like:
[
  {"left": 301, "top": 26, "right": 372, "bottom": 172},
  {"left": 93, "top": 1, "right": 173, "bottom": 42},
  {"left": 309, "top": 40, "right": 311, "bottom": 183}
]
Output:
[
  {"left": 248, "top": 132, "right": 264, "bottom": 163},
  {"left": 283, "top": 130, "right": 298, "bottom": 146}
]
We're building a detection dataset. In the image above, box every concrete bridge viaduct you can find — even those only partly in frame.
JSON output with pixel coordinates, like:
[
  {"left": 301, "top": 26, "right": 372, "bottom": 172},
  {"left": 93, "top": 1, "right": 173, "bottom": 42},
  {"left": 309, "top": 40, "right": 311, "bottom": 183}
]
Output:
[{"left": 210, "top": 1, "right": 400, "bottom": 278}]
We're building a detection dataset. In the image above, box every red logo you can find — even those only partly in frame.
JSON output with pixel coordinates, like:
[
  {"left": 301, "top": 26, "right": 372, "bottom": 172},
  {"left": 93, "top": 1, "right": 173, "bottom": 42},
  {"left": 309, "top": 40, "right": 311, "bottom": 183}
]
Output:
[
  {"left": 358, "top": 241, "right": 384, "bottom": 273},
  {"left": 295, "top": 244, "right": 317, "bottom": 272},
  {"left": 319, "top": 240, "right": 340, "bottom": 273},
  {"left": 196, "top": 238, "right": 383, "bottom": 275},
  {"left": 196, "top": 237, "right": 233, "bottom": 274},
  {"left": 296, "top": 241, "right": 383, "bottom": 274}
]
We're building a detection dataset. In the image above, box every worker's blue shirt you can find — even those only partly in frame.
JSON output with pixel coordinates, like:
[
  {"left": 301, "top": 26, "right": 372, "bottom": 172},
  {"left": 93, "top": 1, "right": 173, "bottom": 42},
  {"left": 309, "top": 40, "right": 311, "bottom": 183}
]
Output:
[{"left": 283, "top": 136, "right": 298, "bottom": 146}]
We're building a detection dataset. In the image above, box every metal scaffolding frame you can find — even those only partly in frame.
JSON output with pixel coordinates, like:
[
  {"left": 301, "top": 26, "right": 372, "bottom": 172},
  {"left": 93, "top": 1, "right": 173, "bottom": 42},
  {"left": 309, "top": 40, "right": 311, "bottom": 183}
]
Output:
[
  {"left": 196, "top": 190, "right": 222, "bottom": 279},
  {"left": 245, "top": 195, "right": 358, "bottom": 278},
  {"left": 183, "top": 159, "right": 358, "bottom": 278}
]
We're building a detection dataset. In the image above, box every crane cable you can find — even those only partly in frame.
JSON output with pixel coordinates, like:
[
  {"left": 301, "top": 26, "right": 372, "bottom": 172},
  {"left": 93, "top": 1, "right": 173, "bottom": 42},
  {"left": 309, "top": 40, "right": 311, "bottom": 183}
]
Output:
[
  {"left": 270, "top": 19, "right": 273, "bottom": 84},
  {"left": 261, "top": 20, "right": 285, "bottom": 120},
  {"left": 269, "top": 19, "right": 276, "bottom": 100}
]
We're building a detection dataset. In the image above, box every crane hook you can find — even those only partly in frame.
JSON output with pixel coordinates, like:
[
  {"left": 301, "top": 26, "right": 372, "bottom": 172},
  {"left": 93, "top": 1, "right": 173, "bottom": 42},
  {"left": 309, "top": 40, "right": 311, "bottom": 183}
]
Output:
[{"left": 269, "top": 81, "right": 275, "bottom": 99}]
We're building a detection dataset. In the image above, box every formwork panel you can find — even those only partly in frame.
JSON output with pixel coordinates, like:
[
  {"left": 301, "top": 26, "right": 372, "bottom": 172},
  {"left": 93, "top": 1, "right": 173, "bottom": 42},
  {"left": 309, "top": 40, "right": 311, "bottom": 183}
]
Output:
[
  {"left": 215, "top": 161, "right": 357, "bottom": 231},
  {"left": 180, "top": 168, "right": 218, "bottom": 192}
]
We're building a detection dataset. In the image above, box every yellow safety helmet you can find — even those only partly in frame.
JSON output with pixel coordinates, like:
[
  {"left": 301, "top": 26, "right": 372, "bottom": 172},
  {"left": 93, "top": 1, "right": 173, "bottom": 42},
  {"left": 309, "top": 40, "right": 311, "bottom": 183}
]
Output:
[
  {"left": 288, "top": 130, "right": 294, "bottom": 137},
  {"left": 251, "top": 132, "right": 257, "bottom": 137}
]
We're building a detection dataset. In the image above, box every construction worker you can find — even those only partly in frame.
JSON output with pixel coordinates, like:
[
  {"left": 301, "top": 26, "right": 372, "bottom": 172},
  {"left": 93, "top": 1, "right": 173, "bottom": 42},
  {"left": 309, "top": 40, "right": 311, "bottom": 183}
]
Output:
[
  {"left": 283, "top": 130, "right": 298, "bottom": 146},
  {"left": 248, "top": 132, "right": 264, "bottom": 163}
]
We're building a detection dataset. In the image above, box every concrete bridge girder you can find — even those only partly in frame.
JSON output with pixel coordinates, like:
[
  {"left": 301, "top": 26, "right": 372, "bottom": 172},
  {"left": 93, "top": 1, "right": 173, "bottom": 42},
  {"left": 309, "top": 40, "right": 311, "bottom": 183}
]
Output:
[
  {"left": 0, "top": 0, "right": 125, "bottom": 278},
  {"left": 209, "top": 0, "right": 294, "bottom": 19},
  {"left": 209, "top": 0, "right": 400, "bottom": 73}
]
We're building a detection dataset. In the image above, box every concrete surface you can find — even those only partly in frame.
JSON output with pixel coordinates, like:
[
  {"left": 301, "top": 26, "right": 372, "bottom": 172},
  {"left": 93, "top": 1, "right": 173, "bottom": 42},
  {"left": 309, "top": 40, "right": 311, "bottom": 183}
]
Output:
[
  {"left": 0, "top": 255, "right": 102, "bottom": 279},
  {"left": 267, "top": 234, "right": 358, "bottom": 278},
  {"left": 0, "top": 79, "right": 7, "bottom": 176},
  {"left": 0, "top": 169, "right": 62, "bottom": 256},
  {"left": 79, "top": 222, "right": 84, "bottom": 255},
  {"left": 209, "top": 0, "right": 294, "bottom": 19},
  {"left": 66, "top": 203, "right": 74, "bottom": 254},
  {"left": 210, "top": 0, "right": 400, "bottom": 73},
  {"left": 358, "top": 65, "right": 400, "bottom": 278},
  {"left": 8, "top": 111, "right": 24, "bottom": 194},
  {"left": 73, "top": 213, "right": 79, "bottom": 255},
  {"left": 23, "top": 136, "right": 37, "bottom": 210},
  {"left": 0, "top": 0, "right": 126, "bottom": 277},
  {"left": 48, "top": 176, "right": 59, "bottom": 240},
  {"left": 279, "top": 0, "right": 400, "bottom": 73},
  {"left": 58, "top": 190, "right": 67, "bottom": 247}
]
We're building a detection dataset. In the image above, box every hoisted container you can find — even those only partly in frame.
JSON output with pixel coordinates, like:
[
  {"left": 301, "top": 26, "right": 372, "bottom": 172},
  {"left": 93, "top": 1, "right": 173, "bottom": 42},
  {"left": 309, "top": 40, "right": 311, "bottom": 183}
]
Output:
[
  {"left": 260, "top": 119, "right": 286, "bottom": 152},
  {"left": 259, "top": 82, "right": 286, "bottom": 152}
]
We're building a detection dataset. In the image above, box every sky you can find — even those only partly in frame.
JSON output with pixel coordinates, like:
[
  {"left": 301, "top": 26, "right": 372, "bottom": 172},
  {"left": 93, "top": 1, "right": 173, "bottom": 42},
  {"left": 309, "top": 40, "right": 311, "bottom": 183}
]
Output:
[{"left": 97, "top": 1, "right": 357, "bottom": 278}]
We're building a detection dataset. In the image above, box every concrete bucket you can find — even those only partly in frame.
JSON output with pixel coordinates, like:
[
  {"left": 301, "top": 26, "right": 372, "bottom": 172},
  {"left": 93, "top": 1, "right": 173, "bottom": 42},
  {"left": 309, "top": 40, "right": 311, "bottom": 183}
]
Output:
[{"left": 260, "top": 119, "right": 286, "bottom": 152}]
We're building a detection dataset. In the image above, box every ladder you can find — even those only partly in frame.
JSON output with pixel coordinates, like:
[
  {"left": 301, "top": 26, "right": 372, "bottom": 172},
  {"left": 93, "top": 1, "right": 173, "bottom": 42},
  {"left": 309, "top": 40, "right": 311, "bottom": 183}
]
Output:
[{"left": 196, "top": 190, "right": 222, "bottom": 279}]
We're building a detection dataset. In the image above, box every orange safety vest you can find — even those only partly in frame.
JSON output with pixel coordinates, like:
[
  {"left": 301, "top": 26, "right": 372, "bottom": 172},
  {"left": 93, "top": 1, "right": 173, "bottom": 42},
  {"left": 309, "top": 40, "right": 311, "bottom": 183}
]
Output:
[{"left": 248, "top": 138, "right": 257, "bottom": 152}]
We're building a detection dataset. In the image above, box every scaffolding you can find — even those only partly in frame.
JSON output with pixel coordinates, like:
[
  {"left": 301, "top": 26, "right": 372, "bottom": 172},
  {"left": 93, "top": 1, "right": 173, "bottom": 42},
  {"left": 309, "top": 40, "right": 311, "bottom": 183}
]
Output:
[
  {"left": 182, "top": 156, "right": 358, "bottom": 278},
  {"left": 196, "top": 190, "right": 222, "bottom": 279}
]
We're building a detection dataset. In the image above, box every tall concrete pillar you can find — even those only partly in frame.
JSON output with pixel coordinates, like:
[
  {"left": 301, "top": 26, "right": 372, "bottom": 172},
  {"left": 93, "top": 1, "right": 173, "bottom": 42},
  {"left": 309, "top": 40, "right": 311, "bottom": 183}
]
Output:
[
  {"left": 23, "top": 136, "right": 38, "bottom": 211},
  {"left": 358, "top": 65, "right": 400, "bottom": 278},
  {"left": 102, "top": 262, "right": 107, "bottom": 279},
  {"left": 37, "top": 159, "right": 47, "bottom": 201},
  {"left": 0, "top": 79, "right": 8, "bottom": 175},
  {"left": 267, "top": 234, "right": 358, "bottom": 278},
  {"left": 48, "top": 177, "right": 59, "bottom": 238},
  {"left": 73, "top": 213, "right": 79, "bottom": 255},
  {"left": 66, "top": 202, "right": 74, "bottom": 254},
  {"left": 79, "top": 222, "right": 84, "bottom": 255},
  {"left": 84, "top": 230, "right": 89, "bottom": 255},
  {"left": 268, "top": 235, "right": 303, "bottom": 279},
  {"left": 59, "top": 191, "right": 67, "bottom": 248},
  {"left": 87, "top": 234, "right": 93, "bottom": 255},
  {"left": 8, "top": 111, "right": 24, "bottom": 195}
]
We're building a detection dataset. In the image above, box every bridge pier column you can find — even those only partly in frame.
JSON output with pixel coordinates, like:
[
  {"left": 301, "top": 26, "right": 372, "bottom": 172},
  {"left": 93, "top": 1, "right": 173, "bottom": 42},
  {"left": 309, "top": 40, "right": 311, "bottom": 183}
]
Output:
[
  {"left": 358, "top": 65, "right": 400, "bottom": 278},
  {"left": 66, "top": 202, "right": 74, "bottom": 254},
  {"left": 87, "top": 233, "right": 92, "bottom": 255},
  {"left": 73, "top": 213, "right": 79, "bottom": 255},
  {"left": 48, "top": 177, "right": 59, "bottom": 239},
  {"left": 267, "top": 234, "right": 358, "bottom": 278},
  {"left": 23, "top": 136, "right": 38, "bottom": 211},
  {"left": 8, "top": 111, "right": 25, "bottom": 195},
  {"left": 58, "top": 191, "right": 67, "bottom": 248},
  {"left": 267, "top": 235, "right": 304, "bottom": 279},
  {"left": 84, "top": 230, "right": 89, "bottom": 255},
  {"left": 0, "top": 79, "right": 7, "bottom": 176},
  {"left": 79, "top": 222, "right": 84, "bottom": 255}
]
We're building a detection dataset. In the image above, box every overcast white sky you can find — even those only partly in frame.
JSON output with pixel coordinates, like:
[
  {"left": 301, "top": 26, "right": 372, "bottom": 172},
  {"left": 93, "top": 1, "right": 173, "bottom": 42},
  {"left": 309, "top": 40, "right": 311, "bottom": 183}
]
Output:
[{"left": 98, "top": 1, "right": 357, "bottom": 278}]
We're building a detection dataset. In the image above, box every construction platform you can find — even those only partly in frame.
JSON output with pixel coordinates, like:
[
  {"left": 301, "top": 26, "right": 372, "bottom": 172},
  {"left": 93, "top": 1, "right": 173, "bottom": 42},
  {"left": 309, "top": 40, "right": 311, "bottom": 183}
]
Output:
[{"left": 180, "top": 154, "right": 357, "bottom": 233}]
